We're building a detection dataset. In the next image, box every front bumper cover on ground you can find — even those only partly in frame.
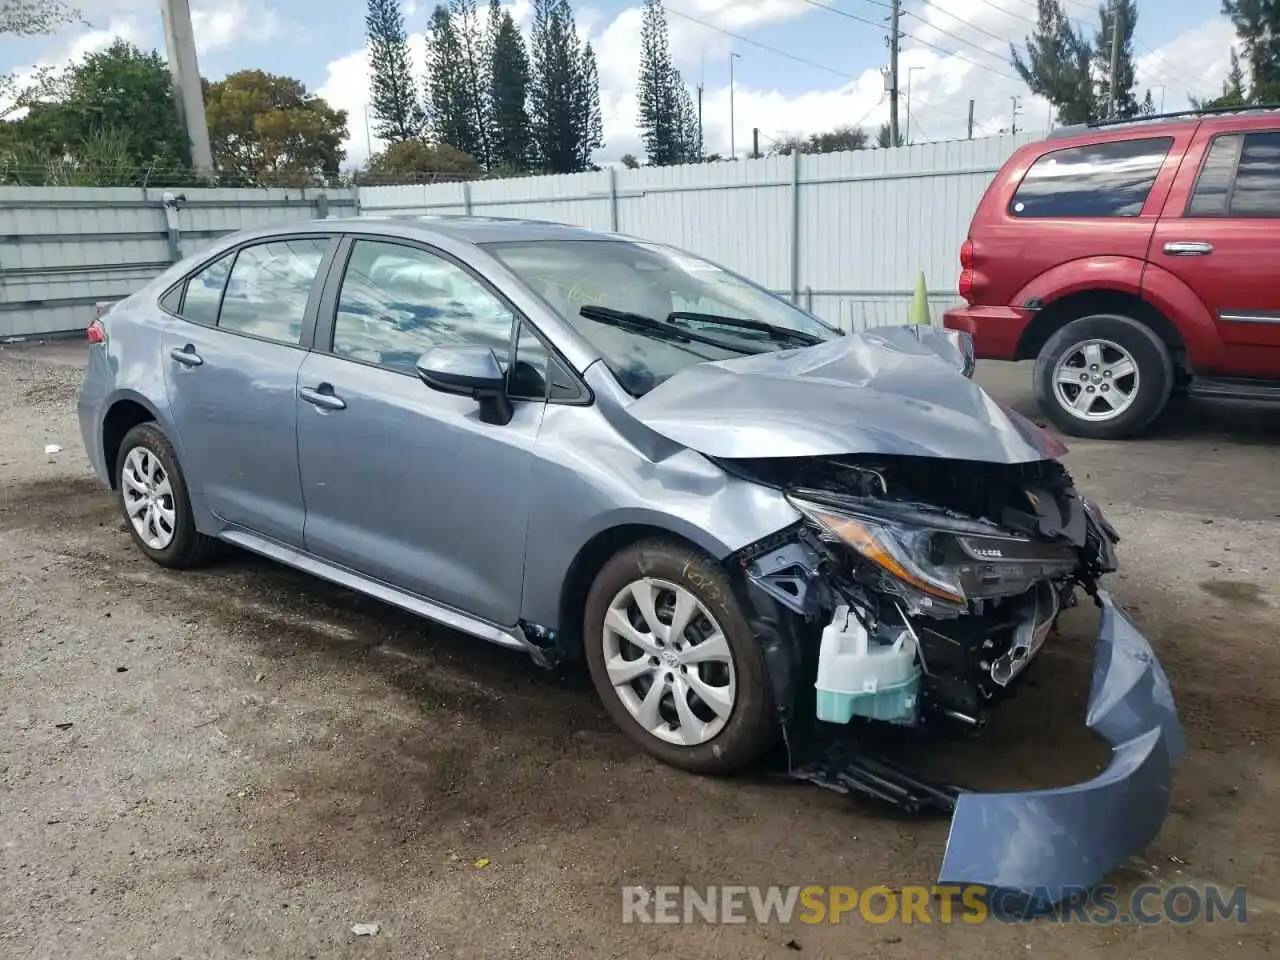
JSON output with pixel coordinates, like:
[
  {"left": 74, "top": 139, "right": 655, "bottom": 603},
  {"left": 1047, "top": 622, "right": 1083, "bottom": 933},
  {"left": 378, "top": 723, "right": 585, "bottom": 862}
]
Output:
[{"left": 936, "top": 590, "right": 1186, "bottom": 911}]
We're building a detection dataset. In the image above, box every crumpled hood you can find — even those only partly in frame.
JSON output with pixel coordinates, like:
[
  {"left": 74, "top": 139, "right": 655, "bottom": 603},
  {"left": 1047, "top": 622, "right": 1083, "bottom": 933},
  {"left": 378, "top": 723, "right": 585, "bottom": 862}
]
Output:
[{"left": 623, "top": 325, "right": 1067, "bottom": 464}]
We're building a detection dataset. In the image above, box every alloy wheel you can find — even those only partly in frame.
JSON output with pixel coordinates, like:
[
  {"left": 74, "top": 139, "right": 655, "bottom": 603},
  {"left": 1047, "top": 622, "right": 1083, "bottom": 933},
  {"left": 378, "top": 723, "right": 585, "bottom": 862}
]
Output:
[
  {"left": 1051, "top": 337, "right": 1140, "bottom": 422},
  {"left": 600, "top": 577, "right": 737, "bottom": 747}
]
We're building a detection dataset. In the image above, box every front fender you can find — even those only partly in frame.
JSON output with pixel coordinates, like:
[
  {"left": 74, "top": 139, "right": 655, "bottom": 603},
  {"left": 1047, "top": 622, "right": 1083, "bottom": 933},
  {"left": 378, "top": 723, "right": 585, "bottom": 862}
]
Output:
[{"left": 1013, "top": 256, "right": 1145, "bottom": 309}]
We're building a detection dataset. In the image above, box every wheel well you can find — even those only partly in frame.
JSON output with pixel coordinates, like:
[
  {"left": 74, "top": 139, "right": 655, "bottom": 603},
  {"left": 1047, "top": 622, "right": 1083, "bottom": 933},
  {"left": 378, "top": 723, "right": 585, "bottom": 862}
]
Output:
[
  {"left": 555, "top": 523, "right": 710, "bottom": 661},
  {"left": 102, "top": 400, "right": 155, "bottom": 489},
  {"left": 1015, "top": 290, "right": 1188, "bottom": 371}
]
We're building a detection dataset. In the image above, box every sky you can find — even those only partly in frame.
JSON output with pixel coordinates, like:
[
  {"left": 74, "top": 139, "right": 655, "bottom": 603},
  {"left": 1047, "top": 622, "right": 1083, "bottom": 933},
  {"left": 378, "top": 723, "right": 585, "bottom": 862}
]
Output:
[{"left": 0, "top": 0, "right": 1239, "bottom": 169}]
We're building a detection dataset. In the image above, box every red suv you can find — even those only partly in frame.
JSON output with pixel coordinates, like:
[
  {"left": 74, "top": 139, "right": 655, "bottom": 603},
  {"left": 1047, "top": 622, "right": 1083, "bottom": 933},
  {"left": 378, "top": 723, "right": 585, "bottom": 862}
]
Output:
[{"left": 944, "top": 108, "right": 1280, "bottom": 439}]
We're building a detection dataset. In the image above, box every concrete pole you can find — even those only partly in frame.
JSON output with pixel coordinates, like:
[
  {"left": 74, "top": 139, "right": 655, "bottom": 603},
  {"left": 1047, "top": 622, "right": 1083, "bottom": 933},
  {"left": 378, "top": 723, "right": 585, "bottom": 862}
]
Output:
[
  {"left": 160, "top": 0, "right": 214, "bottom": 176},
  {"left": 1107, "top": 1, "right": 1123, "bottom": 119},
  {"left": 888, "top": 0, "right": 900, "bottom": 146}
]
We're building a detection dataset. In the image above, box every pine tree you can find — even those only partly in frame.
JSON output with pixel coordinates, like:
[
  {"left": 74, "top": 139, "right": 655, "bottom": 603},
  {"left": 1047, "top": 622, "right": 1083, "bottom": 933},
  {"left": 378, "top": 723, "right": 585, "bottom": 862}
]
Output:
[
  {"left": 675, "top": 76, "right": 700, "bottom": 162},
  {"left": 1011, "top": 0, "right": 1097, "bottom": 124},
  {"left": 486, "top": 0, "right": 533, "bottom": 171},
  {"left": 425, "top": 5, "right": 480, "bottom": 159},
  {"left": 366, "top": 0, "right": 425, "bottom": 142},
  {"left": 529, "top": 0, "right": 601, "bottom": 173},
  {"left": 449, "top": 0, "right": 491, "bottom": 167},
  {"left": 1093, "top": 0, "right": 1143, "bottom": 119},
  {"left": 1222, "top": 0, "right": 1280, "bottom": 101},
  {"left": 636, "top": 0, "right": 699, "bottom": 165}
]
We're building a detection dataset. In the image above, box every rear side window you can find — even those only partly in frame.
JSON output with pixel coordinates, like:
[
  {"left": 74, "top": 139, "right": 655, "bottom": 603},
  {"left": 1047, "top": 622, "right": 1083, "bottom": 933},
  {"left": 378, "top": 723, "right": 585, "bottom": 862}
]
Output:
[
  {"left": 176, "top": 253, "right": 233, "bottom": 324},
  {"left": 1009, "top": 137, "right": 1174, "bottom": 218},
  {"left": 218, "top": 238, "right": 330, "bottom": 345},
  {"left": 1189, "top": 131, "right": 1280, "bottom": 217}
]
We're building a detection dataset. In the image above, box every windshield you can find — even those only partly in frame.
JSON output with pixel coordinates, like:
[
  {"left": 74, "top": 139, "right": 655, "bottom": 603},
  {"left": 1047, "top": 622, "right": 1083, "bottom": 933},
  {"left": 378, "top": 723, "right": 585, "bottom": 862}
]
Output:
[{"left": 484, "top": 238, "right": 840, "bottom": 396}]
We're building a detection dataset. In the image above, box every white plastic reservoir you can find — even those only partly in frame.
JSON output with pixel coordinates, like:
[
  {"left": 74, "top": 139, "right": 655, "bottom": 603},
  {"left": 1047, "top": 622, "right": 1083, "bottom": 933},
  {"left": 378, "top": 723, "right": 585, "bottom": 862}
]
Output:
[{"left": 814, "top": 605, "right": 921, "bottom": 725}]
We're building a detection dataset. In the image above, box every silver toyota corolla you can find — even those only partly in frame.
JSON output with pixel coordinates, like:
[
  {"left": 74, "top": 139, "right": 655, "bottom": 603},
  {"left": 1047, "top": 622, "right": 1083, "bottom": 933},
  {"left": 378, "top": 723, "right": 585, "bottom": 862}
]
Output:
[{"left": 77, "top": 216, "right": 1184, "bottom": 912}]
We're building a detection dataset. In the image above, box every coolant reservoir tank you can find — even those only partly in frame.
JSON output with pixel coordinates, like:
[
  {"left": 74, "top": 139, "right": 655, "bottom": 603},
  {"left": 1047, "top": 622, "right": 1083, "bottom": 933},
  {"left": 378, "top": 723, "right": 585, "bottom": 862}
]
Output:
[{"left": 814, "top": 605, "right": 921, "bottom": 725}]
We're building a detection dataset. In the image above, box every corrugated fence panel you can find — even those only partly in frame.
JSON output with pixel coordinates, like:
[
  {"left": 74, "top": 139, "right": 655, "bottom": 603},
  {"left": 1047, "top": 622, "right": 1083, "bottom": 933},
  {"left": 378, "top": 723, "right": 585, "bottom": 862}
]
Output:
[{"left": 0, "top": 186, "right": 357, "bottom": 338}]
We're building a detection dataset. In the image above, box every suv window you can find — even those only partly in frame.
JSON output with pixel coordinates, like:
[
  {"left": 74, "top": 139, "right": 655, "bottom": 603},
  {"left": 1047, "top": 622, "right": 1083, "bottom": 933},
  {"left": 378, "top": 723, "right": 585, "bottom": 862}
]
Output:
[
  {"left": 1189, "top": 131, "right": 1280, "bottom": 217},
  {"left": 1009, "top": 137, "right": 1174, "bottom": 218},
  {"left": 332, "top": 239, "right": 516, "bottom": 375},
  {"left": 218, "top": 238, "right": 330, "bottom": 345}
]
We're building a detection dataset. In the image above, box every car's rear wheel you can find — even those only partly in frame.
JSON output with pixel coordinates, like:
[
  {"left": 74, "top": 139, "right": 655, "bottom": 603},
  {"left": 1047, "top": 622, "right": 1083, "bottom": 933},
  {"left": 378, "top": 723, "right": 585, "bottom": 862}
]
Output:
[
  {"left": 1033, "top": 313, "right": 1173, "bottom": 440},
  {"left": 117, "top": 423, "right": 217, "bottom": 568},
  {"left": 583, "top": 539, "right": 776, "bottom": 774}
]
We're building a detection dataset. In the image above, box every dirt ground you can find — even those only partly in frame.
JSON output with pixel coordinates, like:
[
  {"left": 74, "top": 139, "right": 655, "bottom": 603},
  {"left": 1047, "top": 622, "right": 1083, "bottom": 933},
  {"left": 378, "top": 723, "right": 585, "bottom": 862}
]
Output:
[{"left": 1, "top": 340, "right": 1277, "bottom": 959}]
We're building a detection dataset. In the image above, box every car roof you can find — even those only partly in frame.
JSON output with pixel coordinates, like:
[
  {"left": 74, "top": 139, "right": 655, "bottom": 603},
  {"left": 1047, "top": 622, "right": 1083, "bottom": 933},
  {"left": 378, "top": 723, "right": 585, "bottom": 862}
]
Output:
[
  {"left": 232, "top": 214, "right": 626, "bottom": 247},
  {"left": 1044, "top": 105, "right": 1280, "bottom": 146}
]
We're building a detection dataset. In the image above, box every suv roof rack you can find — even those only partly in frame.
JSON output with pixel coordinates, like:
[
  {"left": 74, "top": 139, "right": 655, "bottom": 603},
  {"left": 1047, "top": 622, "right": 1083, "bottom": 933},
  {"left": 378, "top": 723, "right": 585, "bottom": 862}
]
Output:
[{"left": 1047, "top": 103, "right": 1280, "bottom": 139}]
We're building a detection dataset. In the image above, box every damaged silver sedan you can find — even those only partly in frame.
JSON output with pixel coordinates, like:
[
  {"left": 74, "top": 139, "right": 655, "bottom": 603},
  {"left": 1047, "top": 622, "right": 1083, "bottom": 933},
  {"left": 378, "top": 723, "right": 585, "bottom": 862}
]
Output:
[{"left": 77, "top": 217, "right": 1184, "bottom": 913}]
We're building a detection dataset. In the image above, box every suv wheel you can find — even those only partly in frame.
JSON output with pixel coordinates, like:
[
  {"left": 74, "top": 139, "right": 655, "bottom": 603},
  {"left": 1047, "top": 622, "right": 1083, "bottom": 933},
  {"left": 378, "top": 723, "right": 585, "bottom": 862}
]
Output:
[
  {"left": 117, "top": 423, "right": 218, "bottom": 568},
  {"left": 1034, "top": 313, "right": 1173, "bottom": 440},
  {"left": 583, "top": 539, "right": 776, "bottom": 775}
]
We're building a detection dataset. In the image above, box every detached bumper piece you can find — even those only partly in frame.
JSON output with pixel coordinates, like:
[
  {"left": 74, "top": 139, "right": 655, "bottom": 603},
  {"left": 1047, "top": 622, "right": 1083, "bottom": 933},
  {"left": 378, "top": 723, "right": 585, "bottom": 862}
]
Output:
[{"left": 937, "top": 590, "right": 1186, "bottom": 914}]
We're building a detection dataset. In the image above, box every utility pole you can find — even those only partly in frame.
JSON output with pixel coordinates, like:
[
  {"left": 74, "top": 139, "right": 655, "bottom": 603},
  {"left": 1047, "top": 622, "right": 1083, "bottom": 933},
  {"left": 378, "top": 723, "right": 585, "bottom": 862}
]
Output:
[
  {"left": 696, "top": 84, "right": 704, "bottom": 160},
  {"left": 159, "top": 0, "right": 214, "bottom": 176},
  {"left": 967, "top": 99, "right": 974, "bottom": 139},
  {"left": 1107, "top": 1, "right": 1124, "bottom": 119},
  {"left": 729, "top": 52, "right": 740, "bottom": 159},
  {"left": 888, "top": 0, "right": 900, "bottom": 146},
  {"left": 752, "top": 127, "right": 759, "bottom": 160},
  {"left": 1010, "top": 95, "right": 1020, "bottom": 135}
]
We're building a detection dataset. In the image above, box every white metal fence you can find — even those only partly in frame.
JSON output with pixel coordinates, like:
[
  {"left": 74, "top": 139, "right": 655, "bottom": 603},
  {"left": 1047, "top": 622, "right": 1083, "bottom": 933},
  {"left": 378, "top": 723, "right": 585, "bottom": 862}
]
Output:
[
  {"left": 359, "top": 133, "right": 1038, "bottom": 331},
  {"left": 0, "top": 133, "right": 1036, "bottom": 339}
]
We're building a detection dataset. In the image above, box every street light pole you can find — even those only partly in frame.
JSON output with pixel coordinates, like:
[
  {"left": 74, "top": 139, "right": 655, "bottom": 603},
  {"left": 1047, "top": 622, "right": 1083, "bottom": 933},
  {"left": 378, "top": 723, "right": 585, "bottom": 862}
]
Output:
[{"left": 729, "top": 52, "right": 740, "bottom": 159}]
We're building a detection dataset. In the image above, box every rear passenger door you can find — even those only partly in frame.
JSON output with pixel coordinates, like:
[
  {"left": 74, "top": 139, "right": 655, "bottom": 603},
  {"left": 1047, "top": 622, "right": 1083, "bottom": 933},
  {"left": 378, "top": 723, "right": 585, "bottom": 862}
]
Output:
[
  {"left": 161, "top": 235, "right": 337, "bottom": 546},
  {"left": 1151, "top": 126, "right": 1280, "bottom": 372}
]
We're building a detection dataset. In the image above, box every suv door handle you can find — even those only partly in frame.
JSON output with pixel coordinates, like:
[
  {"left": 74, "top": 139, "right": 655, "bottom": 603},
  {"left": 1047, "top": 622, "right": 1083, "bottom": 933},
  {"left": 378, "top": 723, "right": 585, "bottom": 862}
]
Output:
[
  {"left": 1163, "top": 241, "right": 1214, "bottom": 256},
  {"left": 169, "top": 345, "right": 204, "bottom": 367},
  {"left": 299, "top": 384, "right": 347, "bottom": 411}
]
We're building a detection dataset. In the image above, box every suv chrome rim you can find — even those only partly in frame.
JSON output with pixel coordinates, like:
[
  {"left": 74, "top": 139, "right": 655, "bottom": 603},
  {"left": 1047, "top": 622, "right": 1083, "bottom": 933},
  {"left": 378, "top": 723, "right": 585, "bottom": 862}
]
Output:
[
  {"left": 601, "top": 577, "right": 736, "bottom": 747},
  {"left": 1051, "top": 337, "right": 1140, "bottom": 422},
  {"left": 122, "top": 446, "right": 177, "bottom": 550}
]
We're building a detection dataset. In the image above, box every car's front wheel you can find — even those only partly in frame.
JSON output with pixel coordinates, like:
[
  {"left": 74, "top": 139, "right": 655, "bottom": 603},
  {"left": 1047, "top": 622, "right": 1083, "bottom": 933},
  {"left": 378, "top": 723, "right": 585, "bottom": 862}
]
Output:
[
  {"left": 116, "top": 423, "right": 217, "bottom": 568},
  {"left": 583, "top": 539, "right": 776, "bottom": 774},
  {"left": 1033, "top": 313, "right": 1174, "bottom": 440}
]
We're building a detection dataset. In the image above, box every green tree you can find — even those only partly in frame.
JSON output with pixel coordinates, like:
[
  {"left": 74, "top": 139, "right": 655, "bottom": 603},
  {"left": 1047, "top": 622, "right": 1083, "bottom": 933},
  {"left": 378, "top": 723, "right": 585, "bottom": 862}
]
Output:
[
  {"left": 366, "top": 0, "right": 425, "bottom": 142},
  {"left": 1221, "top": 0, "right": 1280, "bottom": 101},
  {"left": 529, "top": 0, "right": 602, "bottom": 173},
  {"left": 486, "top": 0, "right": 533, "bottom": 170},
  {"left": 425, "top": 4, "right": 489, "bottom": 161},
  {"left": 1195, "top": 48, "right": 1249, "bottom": 109},
  {"left": 204, "top": 70, "right": 347, "bottom": 185},
  {"left": 1094, "top": 0, "right": 1144, "bottom": 119},
  {"left": 0, "top": 0, "right": 79, "bottom": 34},
  {"left": 636, "top": 0, "right": 699, "bottom": 165},
  {"left": 363, "top": 138, "right": 480, "bottom": 182},
  {"left": 875, "top": 122, "right": 904, "bottom": 148},
  {"left": 450, "top": 0, "right": 491, "bottom": 166},
  {"left": 6, "top": 40, "right": 190, "bottom": 175},
  {"left": 1011, "top": 0, "right": 1097, "bottom": 124},
  {"left": 769, "top": 125, "right": 867, "bottom": 156}
]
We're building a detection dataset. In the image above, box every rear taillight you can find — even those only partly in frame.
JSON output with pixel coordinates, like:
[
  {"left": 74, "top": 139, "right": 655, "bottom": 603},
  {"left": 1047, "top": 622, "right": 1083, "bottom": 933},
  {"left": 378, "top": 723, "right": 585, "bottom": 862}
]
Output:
[
  {"left": 959, "top": 239, "right": 974, "bottom": 270},
  {"left": 958, "top": 270, "right": 975, "bottom": 301},
  {"left": 87, "top": 318, "right": 106, "bottom": 344}
]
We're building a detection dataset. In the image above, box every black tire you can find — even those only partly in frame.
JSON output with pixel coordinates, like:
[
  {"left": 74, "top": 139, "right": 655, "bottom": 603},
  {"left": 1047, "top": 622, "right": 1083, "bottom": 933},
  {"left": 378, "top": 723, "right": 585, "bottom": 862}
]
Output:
[
  {"left": 583, "top": 538, "right": 776, "bottom": 775},
  {"left": 116, "top": 423, "right": 218, "bottom": 568},
  {"left": 1033, "top": 313, "right": 1173, "bottom": 440}
]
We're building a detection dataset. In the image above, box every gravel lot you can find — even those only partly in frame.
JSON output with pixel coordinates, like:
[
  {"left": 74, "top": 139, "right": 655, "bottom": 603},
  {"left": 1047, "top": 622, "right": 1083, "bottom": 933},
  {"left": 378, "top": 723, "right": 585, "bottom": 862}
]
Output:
[{"left": 1, "top": 341, "right": 1277, "bottom": 958}]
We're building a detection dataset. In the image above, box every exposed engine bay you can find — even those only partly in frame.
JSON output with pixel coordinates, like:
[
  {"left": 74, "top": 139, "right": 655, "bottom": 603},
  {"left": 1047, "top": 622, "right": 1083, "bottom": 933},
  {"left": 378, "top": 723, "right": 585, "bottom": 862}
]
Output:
[{"left": 723, "top": 453, "right": 1121, "bottom": 738}]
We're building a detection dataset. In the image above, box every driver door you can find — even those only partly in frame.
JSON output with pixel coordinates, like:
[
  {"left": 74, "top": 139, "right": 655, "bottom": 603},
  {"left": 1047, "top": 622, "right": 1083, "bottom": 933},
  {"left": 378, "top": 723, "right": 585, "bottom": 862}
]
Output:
[{"left": 296, "top": 236, "right": 546, "bottom": 626}]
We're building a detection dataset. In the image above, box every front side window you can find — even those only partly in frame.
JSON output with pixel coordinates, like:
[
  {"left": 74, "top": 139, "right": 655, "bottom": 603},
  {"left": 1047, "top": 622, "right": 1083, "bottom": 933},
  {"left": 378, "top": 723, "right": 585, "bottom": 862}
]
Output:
[
  {"left": 485, "top": 239, "right": 839, "bottom": 396},
  {"left": 1010, "top": 137, "right": 1174, "bottom": 218},
  {"left": 331, "top": 239, "right": 516, "bottom": 375},
  {"left": 218, "top": 238, "right": 330, "bottom": 345}
]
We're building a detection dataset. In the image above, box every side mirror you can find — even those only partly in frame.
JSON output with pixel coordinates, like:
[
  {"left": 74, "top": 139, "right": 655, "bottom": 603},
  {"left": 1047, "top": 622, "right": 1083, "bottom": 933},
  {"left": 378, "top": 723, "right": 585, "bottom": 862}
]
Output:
[{"left": 416, "top": 345, "right": 513, "bottom": 425}]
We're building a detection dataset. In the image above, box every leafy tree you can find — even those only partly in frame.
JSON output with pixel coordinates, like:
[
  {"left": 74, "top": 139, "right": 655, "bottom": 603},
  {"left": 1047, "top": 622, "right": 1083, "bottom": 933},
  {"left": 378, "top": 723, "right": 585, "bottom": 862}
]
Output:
[
  {"left": 486, "top": 0, "right": 532, "bottom": 170},
  {"left": 529, "top": 0, "right": 602, "bottom": 173},
  {"left": 620, "top": 152, "right": 640, "bottom": 168},
  {"left": 203, "top": 70, "right": 347, "bottom": 185},
  {"left": 5, "top": 40, "right": 190, "bottom": 177},
  {"left": 0, "top": 0, "right": 79, "bottom": 35},
  {"left": 363, "top": 138, "right": 480, "bottom": 182},
  {"left": 1093, "top": 0, "right": 1143, "bottom": 119},
  {"left": 1221, "top": 0, "right": 1280, "bottom": 102},
  {"left": 769, "top": 125, "right": 868, "bottom": 156},
  {"left": 366, "top": 0, "right": 425, "bottom": 142},
  {"left": 1011, "top": 0, "right": 1096, "bottom": 124}
]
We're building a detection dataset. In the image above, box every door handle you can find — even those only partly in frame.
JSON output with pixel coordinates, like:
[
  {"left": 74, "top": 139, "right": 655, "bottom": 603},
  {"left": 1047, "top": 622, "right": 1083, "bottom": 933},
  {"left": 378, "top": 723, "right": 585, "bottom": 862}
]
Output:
[
  {"left": 299, "top": 384, "right": 347, "bottom": 411},
  {"left": 170, "top": 345, "right": 204, "bottom": 367},
  {"left": 1162, "top": 241, "right": 1214, "bottom": 256}
]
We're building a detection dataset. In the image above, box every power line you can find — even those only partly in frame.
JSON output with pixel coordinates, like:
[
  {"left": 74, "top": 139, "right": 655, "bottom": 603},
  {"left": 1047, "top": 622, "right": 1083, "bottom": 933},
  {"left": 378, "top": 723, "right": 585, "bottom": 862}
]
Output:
[
  {"left": 914, "top": 0, "right": 1016, "bottom": 50},
  {"left": 795, "top": 0, "right": 1021, "bottom": 81},
  {"left": 665, "top": 7, "right": 862, "bottom": 81}
]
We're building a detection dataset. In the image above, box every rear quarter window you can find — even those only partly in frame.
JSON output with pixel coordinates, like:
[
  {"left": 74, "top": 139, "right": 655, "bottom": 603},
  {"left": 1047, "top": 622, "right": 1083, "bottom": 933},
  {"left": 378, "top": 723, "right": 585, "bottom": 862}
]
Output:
[{"left": 1009, "top": 136, "right": 1175, "bottom": 218}]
